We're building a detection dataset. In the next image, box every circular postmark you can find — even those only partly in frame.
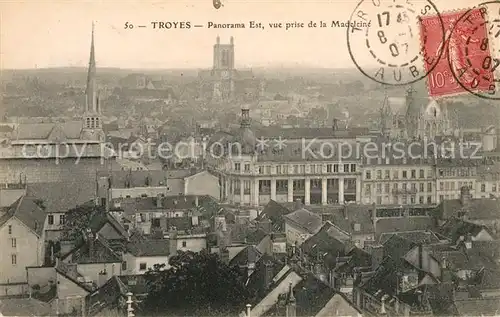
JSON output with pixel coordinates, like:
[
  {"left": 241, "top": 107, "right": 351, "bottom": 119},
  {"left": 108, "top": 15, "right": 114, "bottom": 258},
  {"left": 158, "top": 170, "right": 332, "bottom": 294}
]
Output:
[
  {"left": 448, "top": 1, "right": 500, "bottom": 100},
  {"left": 347, "top": 0, "right": 445, "bottom": 86}
]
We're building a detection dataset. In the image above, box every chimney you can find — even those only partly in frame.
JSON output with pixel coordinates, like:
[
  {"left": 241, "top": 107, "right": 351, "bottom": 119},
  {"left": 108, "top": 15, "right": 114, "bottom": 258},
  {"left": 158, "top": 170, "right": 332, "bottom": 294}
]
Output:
[
  {"left": 294, "top": 198, "right": 302, "bottom": 210},
  {"left": 246, "top": 304, "right": 251, "bottom": 317},
  {"left": 195, "top": 196, "right": 199, "bottom": 207},
  {"left": 263, "top": 261, "right": 274, "bottom": 289},
  {"left": 220, "top": 247, "right": 230, "bottom": 264},
  {"left": 169, "top": 227, "right": 178, "bottom": 256},
  {"left": 460, "top": 186, "right": 472, "bottom": 206},
  {"left": 465, "top": 234, "right": 472, "bottom": 249},
  {"left": 371, "top": 203, "right": 377, "bottom": 232},
  {"left": 98, "top": 269, "right": 108, "bottom": 287},
  {"left": 418, "top": 244, "right": 425, "bottom": 281},
  {"left": 285, "top": 283, "right": 296, "bottom": 317},
  {"left": 156, "top": 194, "right": 162, "bottom": 208},
  {"left": 379, "top": 296, "right": 387, "bottom": 315},
  {"left": 343, "top": 204, "right": 348, "bottom": 220},
  {"left": 371, "top": 245, "right": 384, "bottom": 271}
]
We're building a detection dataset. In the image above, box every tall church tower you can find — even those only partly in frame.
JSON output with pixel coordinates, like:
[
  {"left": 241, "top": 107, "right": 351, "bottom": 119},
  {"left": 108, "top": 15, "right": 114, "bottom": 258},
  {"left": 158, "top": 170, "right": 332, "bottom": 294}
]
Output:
[
  {"left": 212, "top": 36, "right": 235, "bottom": 102},
  {"left": 81, "top": 22, "right": 104, "bottom": 141}
]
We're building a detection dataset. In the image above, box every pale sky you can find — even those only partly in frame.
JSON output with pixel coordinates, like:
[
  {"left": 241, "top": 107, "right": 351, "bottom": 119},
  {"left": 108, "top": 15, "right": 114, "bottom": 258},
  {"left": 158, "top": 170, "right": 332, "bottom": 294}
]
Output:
[{"left": 0, "top": 0, "right": 478, "bottom": 69}]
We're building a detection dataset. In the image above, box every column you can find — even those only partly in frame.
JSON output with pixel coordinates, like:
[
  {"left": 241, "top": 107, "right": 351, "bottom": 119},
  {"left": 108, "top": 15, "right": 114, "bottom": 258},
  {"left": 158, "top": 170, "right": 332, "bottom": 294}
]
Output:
[
  {"left": 253, "top": 179, "right": 259, "bottom": 206},
  {"left": 321, "top": 178, "right": 327, "bottom": 205},
  {"left": 356, "top": 177, "right": 361, "bottom": 203},
  {"left": 230, "top": 179, "right": 235, "bottom": 203},
  {"left": 224, "top": 178, "right": 229, "bottom": 201},
  {"left": 271, "top": 178, "right": 277, "bottom": 201},
  {"left": 240, "top": 179, "right": 245, "bottom": 205},
  {"left": 287, "top": 178, "right": 294, "bottom": 202},
  {"left": 338, "top": 177, "right": 344, "bottom": 204},
  {"left": 304, "top": 178, "right": 311, "bottom": 205}
]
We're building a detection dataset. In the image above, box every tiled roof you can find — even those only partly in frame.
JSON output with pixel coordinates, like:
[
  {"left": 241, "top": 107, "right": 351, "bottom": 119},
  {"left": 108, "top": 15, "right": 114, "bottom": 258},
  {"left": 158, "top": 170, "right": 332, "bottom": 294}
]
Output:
[
  {"left": 229, "top": 245, "right": 263, "bottom": 267},
  {"left": 14, "top": 121, "right": 84, "bottom": 140},
  {"left": 433, "top": 249, "right": 500, "bottom": 271},
  {"left": 284, "top": 208, "right": 322, "bottom": 234},
  {"left": 375, "top": 216, "right": 436, "bottom": 239},
  {"left": 262, "top": 273, "right": 337, "bottom": 317},
  {"left": 378, "top": 230, "right": 443, "bottom": 245},
  {"left": 55, "top": 260, "right": 94, "bottom": 292},
  {"left": 454, "top": 298, "right": 500, "bottom": 316},
  {"left": 86, "top": 275, "right": 129, "bottom": 317},
  {"left": 0, "top": 298, "right": 52, "bottom": 316},
  {"left": 101, "top": 169, "right": 197, "bottom": 189},
  {"left": 126, "top": 239, "right": 170, "bottom": 257},
  {"left": 300, "top": 222, "right": 354, "bottom": 269},
  {"left": 381, "top": 235, "right": 418, "bottom": 261},
  {"left": 439, "top": 218, "right": 490, "bottom": 243},
  {"left": 89, "top": 210, "right": 129, "bottom": 239},
  {"left": 256, "top": 200, "right": 293, "bottom": 232},
  {"left": 0, "top": 196, "right": 46, "bottom": 237},
  {"left": 436, "top": 198, "right": 500, "bottom": 220},
  {"left": 311, "top": 204, "right": 375, "bottom": 235},
  {"left": 63, "top": 234, "right": 122, "bottom": 264},
  {"left": 246, "top": 228, "right": 269, "bottom": 244},
  {"left": 27, "top": 179, "right": 97, "bottom": 213}
]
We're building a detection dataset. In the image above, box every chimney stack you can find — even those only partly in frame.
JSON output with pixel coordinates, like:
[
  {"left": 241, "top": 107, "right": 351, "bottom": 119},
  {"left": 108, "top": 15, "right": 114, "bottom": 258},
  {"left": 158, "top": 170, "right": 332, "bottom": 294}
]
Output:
[
  {"left": 285, "top": 283, "right": 296, "bottom": 317},
  {"left": 156, "top": 194, "right": 162, "bottom": 208},
  {"left": 263, "top": 261, "right": 274, "bottom": 289},
  {"left": 460, "top": 186, "right": 472, "bottom": 206},
  {"left": 246, "top": 304, "right": 251, "bottom": 317},
  {"left": 220, "top": 247, "right": 230, "bottom": 264},
  {"left": 195, "top": 196, "right": 199, "bottom": 207},
  {"left": 169, "top": 227, "right": 178, "bottom": 256},
  {"left": 294, "top": 198, "right": 302, "bottom": 211}
]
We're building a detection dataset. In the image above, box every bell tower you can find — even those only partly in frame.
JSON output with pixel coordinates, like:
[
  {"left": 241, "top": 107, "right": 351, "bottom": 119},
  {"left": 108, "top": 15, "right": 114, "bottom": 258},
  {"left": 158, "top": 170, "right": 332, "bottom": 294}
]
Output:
[
  {"left": 82, "top": 22, "right": 104, "bottom": 141},
  {"left": 212, "top": 36, "right": 235, "bottom": 102}
]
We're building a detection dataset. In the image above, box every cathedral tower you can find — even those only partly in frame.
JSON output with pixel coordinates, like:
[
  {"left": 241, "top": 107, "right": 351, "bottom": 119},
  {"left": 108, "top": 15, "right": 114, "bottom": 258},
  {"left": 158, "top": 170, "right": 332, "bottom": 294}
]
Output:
[
  {"left": 81, "top": 22, "right": 104, "bottom": 141},
  {"left": 212, "top": 36, "right": 235, "bottom": 102}
]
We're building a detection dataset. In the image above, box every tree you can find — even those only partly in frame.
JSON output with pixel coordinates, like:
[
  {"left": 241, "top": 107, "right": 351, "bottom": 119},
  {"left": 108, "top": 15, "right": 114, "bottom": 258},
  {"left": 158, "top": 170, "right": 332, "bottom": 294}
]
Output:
[
  {"left": 142, "top": 250, "right": 251, "bottom": 316},
  {"left": 61, "top": 204, "right": 100, "bottom": 241}
]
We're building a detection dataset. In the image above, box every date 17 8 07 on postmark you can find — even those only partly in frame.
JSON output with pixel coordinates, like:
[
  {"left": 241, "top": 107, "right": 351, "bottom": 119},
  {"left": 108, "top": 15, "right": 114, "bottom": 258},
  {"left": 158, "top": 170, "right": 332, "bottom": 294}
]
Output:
[
  {"left": 347, "top": 0, "right": 445, "bottom": 86},
  {"left": 448, "top": 2, "right": 500, "bottom": 100}
]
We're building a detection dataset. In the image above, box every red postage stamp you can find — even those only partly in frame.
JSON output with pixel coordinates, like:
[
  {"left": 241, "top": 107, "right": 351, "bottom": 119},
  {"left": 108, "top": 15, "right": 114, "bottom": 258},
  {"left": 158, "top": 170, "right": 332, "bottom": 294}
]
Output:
[{"left": 420, "top": 8, "right": 495, "bottom": 97}]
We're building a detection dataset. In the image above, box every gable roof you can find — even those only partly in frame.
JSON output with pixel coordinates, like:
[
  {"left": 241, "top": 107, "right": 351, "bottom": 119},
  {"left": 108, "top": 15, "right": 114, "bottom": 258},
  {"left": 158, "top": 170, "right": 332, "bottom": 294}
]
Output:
[
  {"left": 13, "top": 121, "right": 84, "bottom": 141},
  {"left": 375, "top": 216, "right": 436, "bottom": 238},
  {"left": 256, "top": 200, "right": 293, "bottom": 232},
  {"left": 86, "top": 275, "right": 129, "bottom": 316},
  {"left": 378, "top": 230, "right": 443, "bottom": 245},
  {"left": 0, "top": 298, "right": 52, "bottom": 316},
  {"left": 284, "top": 208, "right": 322, "bottom": 233},
  {"left": 439, "top": 218, "right": 491, "bottom": 243},
  {"left": 436, "top": 198, "right": 500, "bottom": 220},
  {"left": 126, "top": 239, "right": 170, "bottom": 257},
  {"left": 0, "top": 196, "right": 46, "bottom": 237},
  {"left": 27, "top": 179, "right": 97, "bottom": 213},
  {"left": 89, "top": 210, "right": 128, "bottom": 240},
  {"left": 55, "top": 260, "right": 94, "bottom": 292},
  {"left": 230, "top": 245, "right": 263, "bottom": 267},
  {"left": 62, "top": 234, "right": 122, "bottom": 264},
  {"left": 311, "top": 204, "right": 375, "bottom": 235},
  {"left": 301, "top": 222, "right": 354, "bottom": 269}
]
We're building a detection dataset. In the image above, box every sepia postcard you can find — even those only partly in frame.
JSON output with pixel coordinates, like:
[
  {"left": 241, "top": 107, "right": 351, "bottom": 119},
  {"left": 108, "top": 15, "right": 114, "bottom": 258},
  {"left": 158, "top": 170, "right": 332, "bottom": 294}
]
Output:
[{"left": 1, "top": 0, "right": 500, "bottom": 316}]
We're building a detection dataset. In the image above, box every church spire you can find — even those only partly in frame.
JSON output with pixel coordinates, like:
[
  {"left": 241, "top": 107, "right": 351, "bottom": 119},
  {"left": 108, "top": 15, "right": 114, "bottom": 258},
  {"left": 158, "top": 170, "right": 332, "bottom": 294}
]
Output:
[{"left": 85, "top": 22, "right": 97, "bottom": 114}]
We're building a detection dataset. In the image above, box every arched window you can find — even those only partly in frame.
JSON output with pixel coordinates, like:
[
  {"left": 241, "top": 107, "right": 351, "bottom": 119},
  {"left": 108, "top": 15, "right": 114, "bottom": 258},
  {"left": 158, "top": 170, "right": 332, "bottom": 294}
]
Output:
[
  {"left": 95, "top": 118, "right": 100, "bottom": 128},
  {"left": 91, "top": 118, "right": 95, "bottom": 129},
  {"left": 86, "top": 118, "right": 91, "bottom": 128}
]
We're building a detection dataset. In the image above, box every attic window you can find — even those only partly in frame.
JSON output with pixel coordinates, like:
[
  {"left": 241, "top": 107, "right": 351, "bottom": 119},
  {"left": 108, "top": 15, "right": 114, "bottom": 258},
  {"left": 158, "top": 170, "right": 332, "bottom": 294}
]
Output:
[{"left": 354, "top": 223, "right": 361, "bottom": 232}]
